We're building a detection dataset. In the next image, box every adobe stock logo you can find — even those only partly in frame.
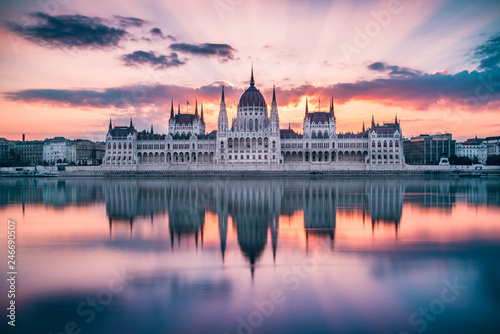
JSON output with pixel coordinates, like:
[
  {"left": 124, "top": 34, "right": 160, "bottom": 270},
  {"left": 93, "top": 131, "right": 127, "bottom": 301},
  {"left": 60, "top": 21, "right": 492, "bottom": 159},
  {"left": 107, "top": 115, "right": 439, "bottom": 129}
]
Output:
[
  {"left": 399, "top": 277, "right": 467, "bottom": 334},
  {"left": 340, "top": 0, "right": 411, "bottom": 61}
]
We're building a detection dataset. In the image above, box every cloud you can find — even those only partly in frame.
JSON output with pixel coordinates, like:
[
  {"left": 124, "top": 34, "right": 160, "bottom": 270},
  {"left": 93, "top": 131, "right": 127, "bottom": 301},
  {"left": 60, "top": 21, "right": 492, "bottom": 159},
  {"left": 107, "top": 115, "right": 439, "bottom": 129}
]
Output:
[
  {"left": 120, "top": 50, "right": 185, "bottom": 69},
  {"left": 6, "top": 12, "right": 128, "bottom": 49},
  {"left": 114, "top": 15, "right": 145, "bottom": 28},
  {"left": 473, "top": 33, "right": 500, "bottom": 70},
  {"left": 4, "top": 83, "right": 243, "bottom": 110},
  {"left": 5, "top": 66, "right": 500, "bottom": 112},
  {"left": 150, "top": 28, "right": 176, "bottom": 41},
  {"left": 169, "top": 43, "right": 237, "bottom": 62},
  {"left": 367, "top": 62, "right": 422, "bottom": 78}
]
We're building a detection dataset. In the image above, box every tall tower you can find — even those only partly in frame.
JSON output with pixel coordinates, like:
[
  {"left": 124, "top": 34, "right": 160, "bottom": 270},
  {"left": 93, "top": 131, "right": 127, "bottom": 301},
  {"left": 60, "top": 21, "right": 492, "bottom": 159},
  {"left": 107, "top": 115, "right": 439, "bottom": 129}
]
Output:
[
  {"left": 270, "top": 85, "right": 279, "bottom": 134},
  {"left": 218, "top": 86, "right": 228, "bottom": 134}
]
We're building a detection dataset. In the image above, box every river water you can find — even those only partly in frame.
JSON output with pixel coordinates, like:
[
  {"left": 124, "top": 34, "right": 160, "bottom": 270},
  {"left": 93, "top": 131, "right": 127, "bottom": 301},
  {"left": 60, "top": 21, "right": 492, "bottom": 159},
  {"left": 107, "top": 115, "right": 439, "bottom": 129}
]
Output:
[{"left": 1, "top": 177, "right": 499, "bottom": 334}]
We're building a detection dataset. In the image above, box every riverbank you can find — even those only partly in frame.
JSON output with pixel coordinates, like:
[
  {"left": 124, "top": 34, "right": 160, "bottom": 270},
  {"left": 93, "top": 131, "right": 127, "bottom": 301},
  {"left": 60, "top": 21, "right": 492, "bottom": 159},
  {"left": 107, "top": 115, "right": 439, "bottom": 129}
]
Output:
[{"left": 2, "top": 165, "right": 500, "bottom": 178}]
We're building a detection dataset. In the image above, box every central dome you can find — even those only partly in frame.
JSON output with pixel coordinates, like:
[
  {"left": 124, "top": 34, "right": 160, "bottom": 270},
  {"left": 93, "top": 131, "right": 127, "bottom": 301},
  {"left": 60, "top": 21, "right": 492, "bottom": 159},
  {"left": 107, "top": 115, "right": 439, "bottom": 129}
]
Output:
[{"left": 238, "top": 67, "right": 266, "bottom": 108}]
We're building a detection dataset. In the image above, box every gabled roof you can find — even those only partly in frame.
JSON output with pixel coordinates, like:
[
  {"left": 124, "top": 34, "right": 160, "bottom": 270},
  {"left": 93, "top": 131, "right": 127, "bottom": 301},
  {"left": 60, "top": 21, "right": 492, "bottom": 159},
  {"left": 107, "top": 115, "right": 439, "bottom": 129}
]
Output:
[
  {"left": 307, "top": 112, "right": 330, "bottom": 124},
  {"left": 109, "top": 126, "right": 136, "bottom": 137},
  {"left": 198, "top": 130, "right": 217, "bottom": 140},
  {"left": 280, "top": 129, "right": 302, "bottom": 139},
  {"left": 137, "top": 132, "right": 166, "bottom": 140},
  {"left": 175, "top": 114, "right": 198, "bottom": 125}
]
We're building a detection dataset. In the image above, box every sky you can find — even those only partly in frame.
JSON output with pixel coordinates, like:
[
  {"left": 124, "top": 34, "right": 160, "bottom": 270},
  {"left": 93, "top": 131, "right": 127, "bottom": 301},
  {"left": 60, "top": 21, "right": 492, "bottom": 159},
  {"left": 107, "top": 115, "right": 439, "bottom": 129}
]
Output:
[{"left": 0, "top": 0, "right": 499, "bottom": 142}]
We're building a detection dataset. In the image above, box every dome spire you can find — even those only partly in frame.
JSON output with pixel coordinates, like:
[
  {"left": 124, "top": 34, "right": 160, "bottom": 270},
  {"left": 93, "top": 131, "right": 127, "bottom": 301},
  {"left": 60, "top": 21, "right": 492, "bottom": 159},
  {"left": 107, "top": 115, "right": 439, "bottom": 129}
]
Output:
[{"left": 250, "top": 62, "right": 255, "bottom": 86}]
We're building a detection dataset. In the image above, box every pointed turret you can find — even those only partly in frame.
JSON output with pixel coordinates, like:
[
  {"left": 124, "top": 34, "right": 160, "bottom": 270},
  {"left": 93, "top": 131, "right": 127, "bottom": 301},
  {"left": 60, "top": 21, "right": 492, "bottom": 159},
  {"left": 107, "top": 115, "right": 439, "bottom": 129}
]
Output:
[
  {"left": 371, "top": 114, "right": 375, "bottom": 128},
  {"left": 362, "top": 121, "right": 365, "bottom": 132},
  {"left": 250, "top": 63, "right": 255, "bottom": 86},
  {"left": 330, "top": 97, "right": 335, "bottom": 118},
  {"left": 201, "top": 102, "right": 204, "bottom": 122},
  {"left": 270, "top": 85, "right": 279, "bottom": 133},
  {"left": 150, "top": 124, "right": 154, "bottom": 134},
  {"left": 170, "top": 99, "right": 174, "bottom": 120},
  {"left": 129, "top": 118, "right": 133, "bottom": 128},
  {"left": 178, "top": 103, "right": 180, "bottom": 115},
  {"left": 395, "top": 114, "right": 398, "bottom": 124},
  {"left": 305, "top": 97, "right": 309, "bottom": 118},
  {"left": 108, "top": 118, "right": 112, "bottom": 133},
  {"left": 218, "top": 85, "right": 228, "bottom": 134},
  {"left": 195, "top": 99, "right": 199, "bottom": 118}
]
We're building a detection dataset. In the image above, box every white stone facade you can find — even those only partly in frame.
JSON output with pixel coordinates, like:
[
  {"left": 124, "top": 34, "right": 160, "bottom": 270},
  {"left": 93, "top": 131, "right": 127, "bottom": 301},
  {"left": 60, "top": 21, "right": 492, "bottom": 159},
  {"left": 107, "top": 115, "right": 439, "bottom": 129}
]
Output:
[
  {"left": 103, "top": 70, "right": 405, "bottom": 171},
  {"left": 43, "top": 137, "right": 76, "bottom": 163},
  {"left": 456, "top": 138, "right": 488, "bottom": 164}
]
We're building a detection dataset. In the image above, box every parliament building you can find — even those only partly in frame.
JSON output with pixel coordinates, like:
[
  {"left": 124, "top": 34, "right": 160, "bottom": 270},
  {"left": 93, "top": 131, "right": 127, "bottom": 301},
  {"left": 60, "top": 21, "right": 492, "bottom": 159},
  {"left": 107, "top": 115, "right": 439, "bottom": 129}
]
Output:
[{"left": 103, "top": 69, "right": 404, "bottom": 171}]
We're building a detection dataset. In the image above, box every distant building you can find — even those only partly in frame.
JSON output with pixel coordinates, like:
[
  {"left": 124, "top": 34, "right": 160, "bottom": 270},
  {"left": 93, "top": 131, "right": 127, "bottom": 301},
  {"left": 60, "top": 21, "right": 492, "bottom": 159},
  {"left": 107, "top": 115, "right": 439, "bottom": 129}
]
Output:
[
  {"left": 13, "top": 140, "right": 44, "bottom": 165},
  {"left": 483, "top": 136, "right": 500, "bottom": 157},
  {"left": 456, "top": 137, "right": 487, "bottom": 164},
  {"left": 76, "top": 140, "right": 105, "bottom": 165},
  {"left": 43, "top": 137, "right": 76, "bottom": 164},
  {"left": 0, "top": 138, "right": 9, "bottom": 165},
  {"left": 403, "top": 133, "right": 456, "bottom": 165}
]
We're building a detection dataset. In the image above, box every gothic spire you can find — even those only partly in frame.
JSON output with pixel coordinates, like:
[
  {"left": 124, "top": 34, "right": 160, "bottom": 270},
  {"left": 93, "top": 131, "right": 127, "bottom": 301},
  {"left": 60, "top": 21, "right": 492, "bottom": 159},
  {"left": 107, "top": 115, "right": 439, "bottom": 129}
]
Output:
[
  {"left": 250, "top": 62, "right": 255, "bottom": 86},
  {"left": 129, "top": 118, "right": 133, "bottom": 128},
  {"left": 150, "top": 124, "right": 153, "bottom": 134},
  {"left": 305, "top": 97, "right": 309, "bottom": 118},
  {"left": 195, "top": 99, "right": 199, "bottom": 118},
  {"left": 201, "top": 102, "right": 204, "bottom": 122},
  {"left": 170, "top": 99, "right": 174, "bottom": 119},
  {"left": 221, "top": 85, "right": 225, "bottom": 103},
  {"left": 108, "top": 118, "right": 112, "bottom": 132},
  {"left": 362, "top": 121, "right": 365, "bottom": 132},
  {"left": 371, "top": 114, "right": 375, "bottom": 128},
  {"left": 178, "top": 103, "right": 180, "bottom": 115},
  {"left": 272, "top": 85, "right": 276, "bottom": 104},
  {"left": 395, "top": 113, "right": 398, "bottom": 124}
]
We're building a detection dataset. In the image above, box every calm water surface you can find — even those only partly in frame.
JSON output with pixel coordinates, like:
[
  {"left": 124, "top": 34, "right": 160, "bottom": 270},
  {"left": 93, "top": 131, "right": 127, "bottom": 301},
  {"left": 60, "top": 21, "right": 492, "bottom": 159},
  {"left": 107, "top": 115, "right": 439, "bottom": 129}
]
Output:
[{"left": 1, "top": 177, "right": 500, "bottom": 334}]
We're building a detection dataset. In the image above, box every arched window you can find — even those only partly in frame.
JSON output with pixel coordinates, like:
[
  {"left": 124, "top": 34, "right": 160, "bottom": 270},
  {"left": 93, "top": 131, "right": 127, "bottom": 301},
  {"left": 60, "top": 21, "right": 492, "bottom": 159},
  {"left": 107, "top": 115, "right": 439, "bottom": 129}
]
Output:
[
  {"left": 383, "top": 141, "right": 387, "bottom": 147},
  {"left": 372, "top": 141, "right": 375, "bottom": 147},
  {"left": 113, "top": 144, "right": 116, "bottom": 149},
  {"left": 389, "top": 141, "right": 393, "bottom": 147},
  {"left": 108, "top": 143, "right": 111, "bottom": 149},
  {"left": 378, "top": 141, "right": 381, "bottom": 147},
  {"left": 129, "top": 143, "right": 132, "bottom": 149},
  {"left": 249, "top": 119, "right": 253, "bottom": 132},
  {"left": 395, "top": 141, "right": 399, "bottom": 147},
  {"left": 220, "top": 141, "right": 224, "bottom": 149},
  {"left": 255, "top": 119, "right": 259, "bottom": 131},
  {"left": 118, "top": 143, "right": 121, "bottom": 149},
  {"left": 272, "top": 141, "right": 276, "bottom": 148}
]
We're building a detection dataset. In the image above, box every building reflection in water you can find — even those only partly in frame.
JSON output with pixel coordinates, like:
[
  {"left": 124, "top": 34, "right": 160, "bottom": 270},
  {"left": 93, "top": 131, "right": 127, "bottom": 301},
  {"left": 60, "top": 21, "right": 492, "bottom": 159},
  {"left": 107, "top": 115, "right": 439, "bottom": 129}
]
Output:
[{"left": 2, "top": 177, "right": 500, "bottom": 275}]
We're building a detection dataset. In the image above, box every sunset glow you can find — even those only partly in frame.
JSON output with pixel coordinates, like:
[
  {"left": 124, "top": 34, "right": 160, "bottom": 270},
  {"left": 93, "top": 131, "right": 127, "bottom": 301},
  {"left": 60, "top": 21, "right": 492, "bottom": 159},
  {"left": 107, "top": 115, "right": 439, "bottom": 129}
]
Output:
[{"left": 1, "top": 0, "right": 499, "bottom": 142}]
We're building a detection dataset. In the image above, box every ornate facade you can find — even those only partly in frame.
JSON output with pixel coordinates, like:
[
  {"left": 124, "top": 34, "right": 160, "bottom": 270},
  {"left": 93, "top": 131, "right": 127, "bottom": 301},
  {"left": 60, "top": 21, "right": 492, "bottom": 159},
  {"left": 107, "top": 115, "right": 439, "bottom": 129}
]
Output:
[{"left": 103, "top": 69, "right": 405, "bottom": 170}]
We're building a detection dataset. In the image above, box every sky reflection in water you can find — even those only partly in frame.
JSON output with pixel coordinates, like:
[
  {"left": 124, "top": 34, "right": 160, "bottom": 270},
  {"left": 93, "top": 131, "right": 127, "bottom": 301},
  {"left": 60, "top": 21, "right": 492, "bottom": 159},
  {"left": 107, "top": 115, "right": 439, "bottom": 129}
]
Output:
[{"left": 0, "top": 177, "right": 499, "bottom": 334}]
